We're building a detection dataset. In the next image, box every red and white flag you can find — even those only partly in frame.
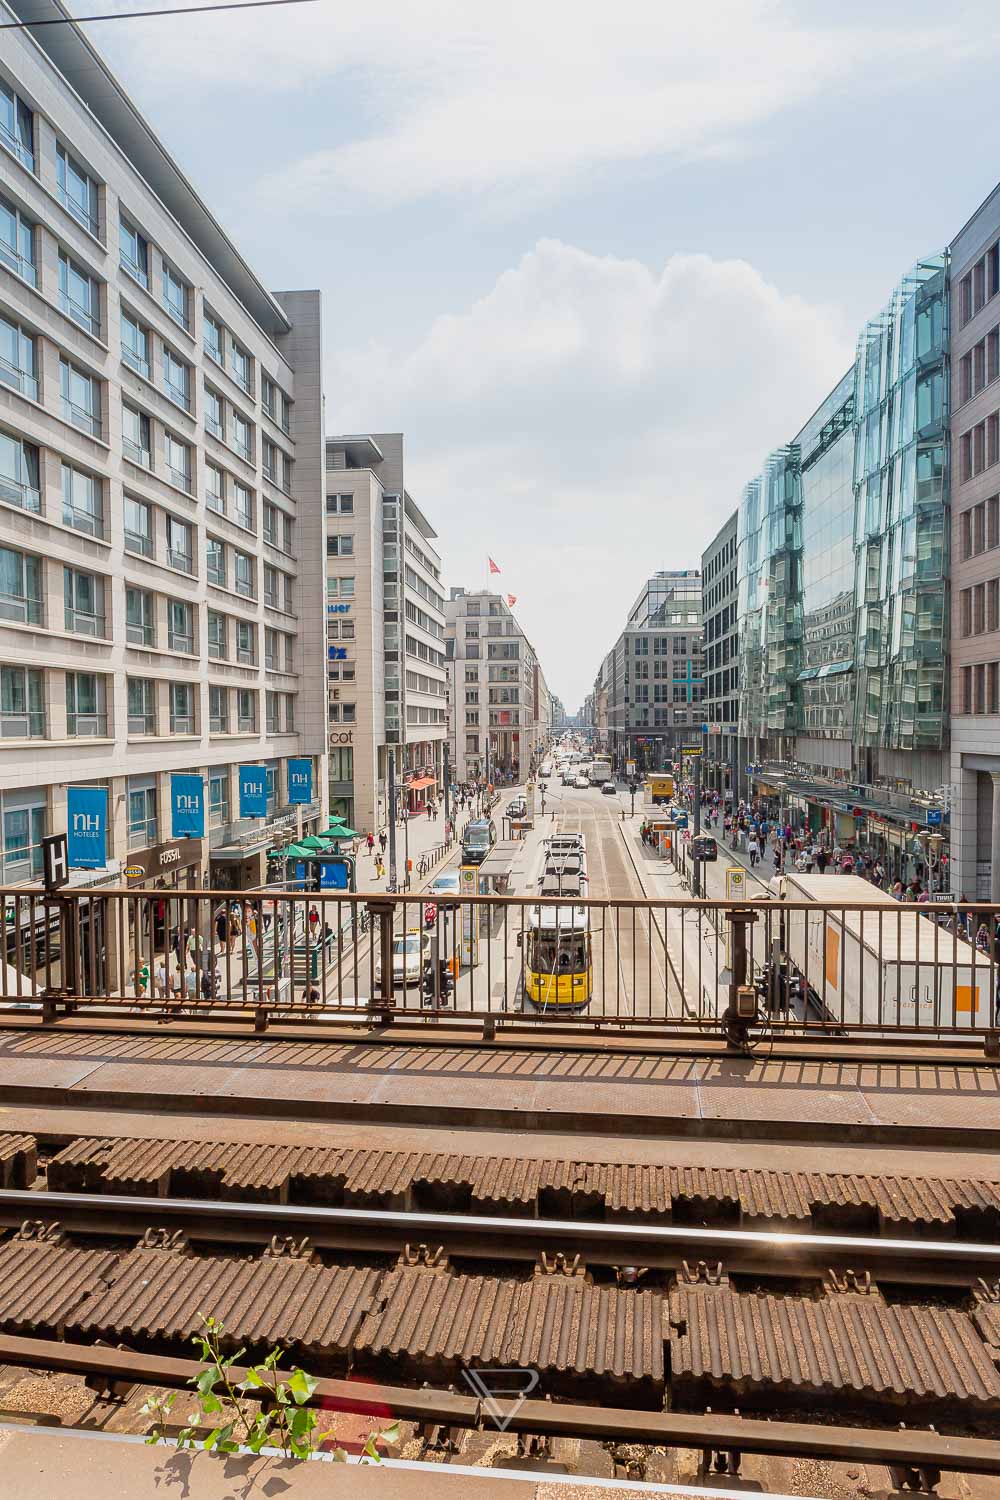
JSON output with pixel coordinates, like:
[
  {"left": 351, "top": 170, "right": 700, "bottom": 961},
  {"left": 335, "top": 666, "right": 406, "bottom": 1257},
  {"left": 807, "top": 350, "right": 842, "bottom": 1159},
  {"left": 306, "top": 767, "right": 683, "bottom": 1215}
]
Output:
[
  {"left": 507, "top": 593, "right": 517, "bottom": 607},
  {"left": 488, "top": 557, "right": 501, "bottom": 574}
]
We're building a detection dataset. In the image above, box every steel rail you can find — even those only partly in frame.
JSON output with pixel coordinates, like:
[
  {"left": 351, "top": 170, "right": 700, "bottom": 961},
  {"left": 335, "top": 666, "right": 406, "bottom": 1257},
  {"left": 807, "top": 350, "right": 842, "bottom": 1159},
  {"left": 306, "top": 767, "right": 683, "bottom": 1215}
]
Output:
[
  {"left": 1, "top": 1189, "right": 998, "bottom": 1281},
  {"left": 0, "top": 1333, "right": 997, "bottom": 1477}
]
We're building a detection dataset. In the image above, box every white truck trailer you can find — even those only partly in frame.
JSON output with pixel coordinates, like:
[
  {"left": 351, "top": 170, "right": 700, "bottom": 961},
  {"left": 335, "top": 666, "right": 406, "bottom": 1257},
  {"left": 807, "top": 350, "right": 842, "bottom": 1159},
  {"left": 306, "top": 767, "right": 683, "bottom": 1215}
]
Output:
[
  {"left": 767, "top": 873, "right": 989, "bottom": 1031},
  {"left": 588, "top": 758, "right": 613, "bottom": 785}
]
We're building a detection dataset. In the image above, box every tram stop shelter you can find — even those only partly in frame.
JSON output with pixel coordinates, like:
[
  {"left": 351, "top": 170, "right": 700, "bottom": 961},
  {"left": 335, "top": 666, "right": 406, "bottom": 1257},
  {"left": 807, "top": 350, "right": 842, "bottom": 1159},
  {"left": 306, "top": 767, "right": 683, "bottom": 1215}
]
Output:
[{"left": 477, "top": 841, "right": 522, "bottom": 895}]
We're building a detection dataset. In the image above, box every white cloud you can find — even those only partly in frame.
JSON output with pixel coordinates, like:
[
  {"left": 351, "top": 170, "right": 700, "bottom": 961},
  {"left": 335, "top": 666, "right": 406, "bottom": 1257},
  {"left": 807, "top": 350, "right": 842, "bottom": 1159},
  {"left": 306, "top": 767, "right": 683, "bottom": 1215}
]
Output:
[
  {"left": 329, "top": 239, "right": 853, "bottom": 707},
  {"left": 100, "top": 0, "right": 991, "bottom": 211}
]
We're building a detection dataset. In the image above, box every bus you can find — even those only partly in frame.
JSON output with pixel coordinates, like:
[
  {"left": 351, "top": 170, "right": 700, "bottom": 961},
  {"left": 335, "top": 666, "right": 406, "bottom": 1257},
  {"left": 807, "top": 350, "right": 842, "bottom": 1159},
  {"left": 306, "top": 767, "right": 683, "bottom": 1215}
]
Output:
[
  {"left": 521, "top": 891, "right": 593, "bottom": 1010},
  {"left": 646, "top": 773, "right": 675, "bottom": 804}
]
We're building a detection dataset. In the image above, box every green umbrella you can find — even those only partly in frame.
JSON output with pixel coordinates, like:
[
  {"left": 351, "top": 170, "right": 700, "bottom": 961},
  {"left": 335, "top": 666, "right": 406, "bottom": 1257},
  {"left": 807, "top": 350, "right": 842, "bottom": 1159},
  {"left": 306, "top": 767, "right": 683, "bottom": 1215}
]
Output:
[
  {"left": 298, "top": 836, "right": 329, "bottom": 850},
  {"left": 281, "top": 843, "right": 312, "bottom": 859},
  {"left": 330, "top": 825, "right": 358, "bottom": 839}
]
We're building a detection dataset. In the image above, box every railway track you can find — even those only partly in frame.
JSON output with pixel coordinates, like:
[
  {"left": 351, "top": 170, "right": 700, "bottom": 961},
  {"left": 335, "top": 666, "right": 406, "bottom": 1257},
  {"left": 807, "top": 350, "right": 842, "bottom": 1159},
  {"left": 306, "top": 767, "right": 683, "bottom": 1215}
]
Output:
[{"left": 0, "top": 1125, "right": 999, "bottom": 1491}]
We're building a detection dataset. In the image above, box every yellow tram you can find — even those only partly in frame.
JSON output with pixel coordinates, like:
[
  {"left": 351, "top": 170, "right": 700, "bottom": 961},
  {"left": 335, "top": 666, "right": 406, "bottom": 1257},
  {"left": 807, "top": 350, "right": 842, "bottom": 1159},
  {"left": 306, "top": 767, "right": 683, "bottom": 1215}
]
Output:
[{"left": 522, "top": 901, "right": 593, "bottom": 1009}]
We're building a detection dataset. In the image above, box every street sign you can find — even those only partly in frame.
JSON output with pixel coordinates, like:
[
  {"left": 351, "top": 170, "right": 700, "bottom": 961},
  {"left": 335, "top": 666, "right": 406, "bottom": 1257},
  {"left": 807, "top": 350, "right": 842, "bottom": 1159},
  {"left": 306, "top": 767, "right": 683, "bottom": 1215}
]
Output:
[
  {"left": 41, "top": 833, "right": 69, "bottom": 892},
  {"left": 926, "top": 808, "right": 943, "bottom": 826},
  {"left": 725, "top": 867, "right": 747, "bottom": 900},
  {"left": 459, "top": 864, "right": 479, "bottom": 967}
]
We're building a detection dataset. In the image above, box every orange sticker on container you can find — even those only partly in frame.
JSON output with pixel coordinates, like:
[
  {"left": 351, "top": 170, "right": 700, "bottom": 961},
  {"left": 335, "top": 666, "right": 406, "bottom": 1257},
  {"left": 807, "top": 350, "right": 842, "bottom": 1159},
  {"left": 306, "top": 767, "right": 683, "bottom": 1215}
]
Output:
[
  {"left": 825, "top": 926, "right": 840, "bottom": 991},
  {"left": 956, "top": 985, "right": 980, "bottom": 1014}
]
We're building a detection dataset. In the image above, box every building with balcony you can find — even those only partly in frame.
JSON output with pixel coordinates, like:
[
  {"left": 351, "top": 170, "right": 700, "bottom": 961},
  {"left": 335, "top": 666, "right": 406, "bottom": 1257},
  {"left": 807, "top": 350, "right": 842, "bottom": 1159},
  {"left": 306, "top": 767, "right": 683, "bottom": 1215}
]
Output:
[
  {"left": 445, "top": 589, "right": 551, "bottom": 785},
  {"left": 324, "top": 434, "right": 447, "bottom": 831},
  {"left": 0, "top": 0, "right": 327, "bottom": 897}
]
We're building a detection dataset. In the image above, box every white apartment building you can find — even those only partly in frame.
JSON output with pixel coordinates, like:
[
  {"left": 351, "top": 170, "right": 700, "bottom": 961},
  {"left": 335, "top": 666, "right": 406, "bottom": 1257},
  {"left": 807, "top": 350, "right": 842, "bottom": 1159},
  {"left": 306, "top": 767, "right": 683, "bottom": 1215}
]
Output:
[
  {"left": 324, "top": 434, "right": 447, "bottom": 833},
  {"left": 0, "top": 0, "right": 327, "bottom": 912},
  {"left": 446, "top": 589, "right": 552, "bottom": 785}
]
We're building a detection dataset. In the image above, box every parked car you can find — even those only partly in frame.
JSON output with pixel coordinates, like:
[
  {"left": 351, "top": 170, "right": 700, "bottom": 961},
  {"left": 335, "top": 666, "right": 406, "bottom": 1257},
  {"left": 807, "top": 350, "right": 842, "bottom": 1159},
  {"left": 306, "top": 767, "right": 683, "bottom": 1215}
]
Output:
[
  {"left": 574, "top": 774, "right": 590, "bottom": 789},
  {"left": 375, "top": 928, "right": 432, "bottom": 987},
  {"left": 601, "top": 781, "right": 616, "bottom": 795}
]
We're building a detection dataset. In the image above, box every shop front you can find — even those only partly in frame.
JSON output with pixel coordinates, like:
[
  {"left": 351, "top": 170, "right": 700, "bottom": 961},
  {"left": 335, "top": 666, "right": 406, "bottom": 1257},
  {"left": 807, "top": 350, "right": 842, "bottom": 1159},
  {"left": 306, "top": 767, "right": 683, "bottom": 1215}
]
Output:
[
  {"left": 209, "top": 803, "right": 321, "bottom": 892},
  {"left": 124, "top": 836, "right": 204, "bottom": 891}
]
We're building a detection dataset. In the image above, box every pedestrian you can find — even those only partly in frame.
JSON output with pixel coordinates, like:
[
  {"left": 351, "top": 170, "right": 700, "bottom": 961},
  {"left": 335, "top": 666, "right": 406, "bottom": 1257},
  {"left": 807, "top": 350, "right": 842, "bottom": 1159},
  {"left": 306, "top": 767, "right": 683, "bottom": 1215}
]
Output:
[
  {"left": 374, "top": 854, "right": 385, "bottom": 881},
  {"left": 215, "top": 902, "right": 229, "bottom": 955},
  {"left": 228, "top": 902, "right": 242, "bottom": 954},
  {"left": 308, "top": 904, "right": 320, "bottom": 941},
  {"left": 378, "top": 831, "right": 387, "bottom": 855},
  {"left": 366, "top": 831, "right": 375, "bottom": 855},
  {"left": 748, "top": 834, "right": 760, "bottom": 868},
  {"left": 426, "top": 803, "right": 433, "bottom": 821},
  {"left": 815, "top": 846, "right": 827, "bottom": 875}
]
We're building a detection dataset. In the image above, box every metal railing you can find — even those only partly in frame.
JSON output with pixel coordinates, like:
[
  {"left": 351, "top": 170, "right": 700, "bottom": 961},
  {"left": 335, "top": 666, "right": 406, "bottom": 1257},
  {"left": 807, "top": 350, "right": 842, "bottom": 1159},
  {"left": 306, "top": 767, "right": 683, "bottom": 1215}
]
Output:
[{"left": 1, "top": 886, "right": 998, "bottom": 1050}]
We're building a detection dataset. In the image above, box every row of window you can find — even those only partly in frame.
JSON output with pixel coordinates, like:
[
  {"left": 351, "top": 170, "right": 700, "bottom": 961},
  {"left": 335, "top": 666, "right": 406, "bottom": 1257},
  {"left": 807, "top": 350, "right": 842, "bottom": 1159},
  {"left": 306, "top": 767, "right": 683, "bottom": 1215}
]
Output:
[
  {"left": 959, "top": 495, "right": 1000, "bottom": 559},
  {"left": 959, "top": 241, "right": 1000, "bottom": 327},
  {"left": 959, "top": 409, "right": 1000, "bottom": 483},
  {"left": 206, "top": 534, "right": 294, "bottom": 611},
  {"left": 633, "top": 635, "right": 694, "bottom": 655},
  {"left": 632, "top": 685, "right": 700, "bottom": 703},
  {"left": 405, "top": 534, "right": 441, "bottom": 583},
  {"left": 0, "top": 78, "right": 294, "bottom": 424},
  {"left": 959, "top": 579, "right": 1000, "bottom": 638},
  {"left": 960, "top": 661, "right": 1000, "bottom": 715}
]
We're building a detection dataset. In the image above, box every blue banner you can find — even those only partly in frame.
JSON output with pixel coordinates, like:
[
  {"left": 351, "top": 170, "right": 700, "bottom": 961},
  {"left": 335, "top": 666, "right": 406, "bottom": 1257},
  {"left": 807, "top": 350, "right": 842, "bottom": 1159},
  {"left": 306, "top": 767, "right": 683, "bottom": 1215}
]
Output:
[
  {"left": 67, "top": 787, "right": 107, "bottom": 869},
  {"left": 171, "top": 774, "right": 204, "bottom": 838},
  {"left": 288, "top": 758, "right": 313, "bottom": 804},
  {"left": 239, "top": 765, "right": 267, "bottom": 819},
  {"left": 319, "top": 859, "right": 350, "bottom": 890}
]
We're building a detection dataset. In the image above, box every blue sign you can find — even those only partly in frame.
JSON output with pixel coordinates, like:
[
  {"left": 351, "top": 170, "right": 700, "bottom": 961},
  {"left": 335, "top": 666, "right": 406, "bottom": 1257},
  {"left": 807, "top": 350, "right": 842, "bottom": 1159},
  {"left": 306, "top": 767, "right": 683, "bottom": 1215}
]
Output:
[
  {"left": 328, "top": 646, "right": 347, "bottom": 661},
  {"left": 67, "top": 787, "right": 107, "bottom": 869},
  {"left": 319, "top": 859, "right": 350, "bottom": 890},
  {"left": 171, "top": 774, "right": 204, "bottom": 838},
  {"left": 326, "top": 603, "right": 351, "bottom": 614},
  {"left": 926, "top": 808, "right": 943, "bottom": 826},
  {"left": 288, "top": 759, "right": 313, "bottom": 804},
  {"left": 239, "top": 765, "right": 267, "bottom": 818}
]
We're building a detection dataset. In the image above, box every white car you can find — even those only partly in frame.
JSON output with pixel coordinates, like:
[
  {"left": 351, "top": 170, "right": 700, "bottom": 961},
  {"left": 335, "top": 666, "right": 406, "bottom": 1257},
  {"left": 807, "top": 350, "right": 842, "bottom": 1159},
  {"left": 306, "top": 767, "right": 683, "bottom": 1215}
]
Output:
[
  {"left": 375, "top": 929, "right": 431, "bottom": 987},
  {"left": 574, "top": 774, "right": 590, "bottom": 789},
  {"left": 427, "top": 869, "right": 461, "bottom": 906},
  {"left": 601, "top": 781, "right": 616, "bottom": 795}
]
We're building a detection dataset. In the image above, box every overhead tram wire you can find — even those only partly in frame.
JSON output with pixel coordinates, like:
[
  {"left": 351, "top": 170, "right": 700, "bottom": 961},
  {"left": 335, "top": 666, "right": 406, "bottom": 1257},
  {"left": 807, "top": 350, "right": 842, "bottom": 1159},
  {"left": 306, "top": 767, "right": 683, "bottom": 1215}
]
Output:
[{"left": 0, "top": 0, "right": 317, "bottom": 28}]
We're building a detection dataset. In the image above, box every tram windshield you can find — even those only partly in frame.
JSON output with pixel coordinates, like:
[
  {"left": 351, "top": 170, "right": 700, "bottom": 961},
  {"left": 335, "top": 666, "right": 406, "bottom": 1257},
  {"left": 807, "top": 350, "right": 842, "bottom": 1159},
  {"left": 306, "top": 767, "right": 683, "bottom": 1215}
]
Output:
[{"left": 530, "top": 932, "right": 589, "bottom": 974}]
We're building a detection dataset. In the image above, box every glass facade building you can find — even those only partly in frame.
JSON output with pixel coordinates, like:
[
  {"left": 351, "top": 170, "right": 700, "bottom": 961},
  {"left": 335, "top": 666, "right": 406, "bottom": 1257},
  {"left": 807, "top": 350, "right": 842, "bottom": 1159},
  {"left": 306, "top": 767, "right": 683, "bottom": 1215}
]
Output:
[
  {"left": 738, "top": 258, "right": 950, "bottom": 763},
  {"left": 853, "top": 256, "right": 950, "bottom": 752}
]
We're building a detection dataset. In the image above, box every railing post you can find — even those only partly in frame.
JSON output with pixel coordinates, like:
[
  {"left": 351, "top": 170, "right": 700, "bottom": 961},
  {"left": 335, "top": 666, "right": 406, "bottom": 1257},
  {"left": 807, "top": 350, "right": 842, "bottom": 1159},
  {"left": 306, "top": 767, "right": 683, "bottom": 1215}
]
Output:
[{"left": 366, "top": 897, "right": 397, "bottom": 1024}]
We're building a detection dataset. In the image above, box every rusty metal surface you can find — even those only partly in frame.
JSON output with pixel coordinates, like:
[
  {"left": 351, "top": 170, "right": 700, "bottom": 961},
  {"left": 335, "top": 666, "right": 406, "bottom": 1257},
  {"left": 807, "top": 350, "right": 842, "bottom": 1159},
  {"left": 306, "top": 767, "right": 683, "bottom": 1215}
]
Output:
[
  {"left": 669, "top": 1283, "right": 1000, "bottom": 1410},
  {"left": 44, "top": 1134, "right": 1000, "bottom": 1239},
  {"left": 0, "top": 1237, "right": 117, "bottom": 1335},
  {"left": 355, "top": 1266, "right": 664, "bottom": 1395},
  {"left": 68, "top": 1247, "right": 379, "bottom": 1357}
]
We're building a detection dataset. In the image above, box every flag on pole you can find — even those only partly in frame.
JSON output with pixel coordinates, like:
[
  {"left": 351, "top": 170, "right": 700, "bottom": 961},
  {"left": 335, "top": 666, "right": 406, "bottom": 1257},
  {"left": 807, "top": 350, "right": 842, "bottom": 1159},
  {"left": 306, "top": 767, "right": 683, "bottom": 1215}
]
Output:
[
  {"left": 507, "top": 593, "right": 517, "bottom": 607},
  {"left": 488, "top": 557, "right": 501, "bottom": 574}
]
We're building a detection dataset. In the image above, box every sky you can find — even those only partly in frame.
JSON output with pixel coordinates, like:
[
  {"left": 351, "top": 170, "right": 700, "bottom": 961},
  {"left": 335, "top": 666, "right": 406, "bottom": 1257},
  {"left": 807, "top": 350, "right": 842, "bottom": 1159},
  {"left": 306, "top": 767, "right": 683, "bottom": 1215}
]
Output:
[{"left": 89, "top": 0, "right": 1000, "bottom": 709}]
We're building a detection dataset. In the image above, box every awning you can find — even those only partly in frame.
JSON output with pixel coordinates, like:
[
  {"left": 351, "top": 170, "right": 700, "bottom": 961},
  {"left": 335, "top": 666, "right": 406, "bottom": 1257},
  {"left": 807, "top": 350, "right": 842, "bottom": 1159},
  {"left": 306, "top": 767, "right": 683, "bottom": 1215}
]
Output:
[
  {"left": 407, "top": 776, "right": 435, "bottom": 791},
  {"left": 478, "top": 841, "right": 521, "bottom": 878}
]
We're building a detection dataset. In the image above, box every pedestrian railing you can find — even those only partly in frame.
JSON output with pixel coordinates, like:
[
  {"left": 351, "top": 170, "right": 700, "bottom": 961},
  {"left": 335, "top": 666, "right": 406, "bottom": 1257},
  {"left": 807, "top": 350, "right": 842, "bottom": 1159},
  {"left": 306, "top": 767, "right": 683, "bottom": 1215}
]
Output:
[{"left": 0, "top": 886, "right": 998, "bottom": 1052}]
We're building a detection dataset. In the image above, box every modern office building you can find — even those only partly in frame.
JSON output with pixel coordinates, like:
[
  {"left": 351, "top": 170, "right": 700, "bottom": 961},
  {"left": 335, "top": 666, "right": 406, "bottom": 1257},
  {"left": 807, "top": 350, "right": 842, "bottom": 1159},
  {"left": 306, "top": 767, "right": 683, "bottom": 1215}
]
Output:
[
  {"left": 324, "top": 434, "right": 447, "bottom": 832},
  {"left": 0, "top": 0, "right": 327, "bottom": 905},
  {"left": 700, "top": 511, "right": 739, "bottom": 798},
  {"left": 734, "top": 256, "right": 951, "bottom": 876},
  {"left": 602, "top": 570, "right": 704, "bottom": 774},
  {"left": 949, "top": 191, "right": 1000, "bottom": 899},
  {"left": 445, "top": 588, "right": 551, "bottom": 784}
]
